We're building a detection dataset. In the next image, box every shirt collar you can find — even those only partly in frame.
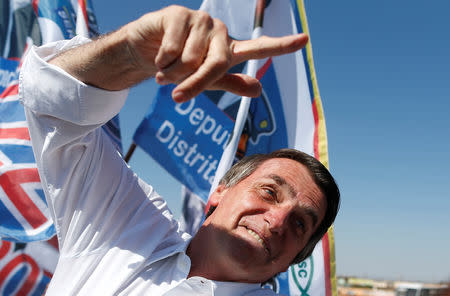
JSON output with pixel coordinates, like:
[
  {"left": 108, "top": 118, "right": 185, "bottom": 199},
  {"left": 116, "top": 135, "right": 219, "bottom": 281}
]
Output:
[
  {"left": 211, "top": 279, "right": 262, "bottom": 296},
  {"left": 182, "top": 238, "right": 265, "bottom": 295}
]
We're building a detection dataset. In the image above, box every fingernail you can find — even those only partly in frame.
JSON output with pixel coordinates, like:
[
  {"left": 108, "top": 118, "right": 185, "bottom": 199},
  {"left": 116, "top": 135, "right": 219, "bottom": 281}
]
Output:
[
  {"left": 155, "top": 72, "right": 168, "bottom": 85},
  {"left": 172, "top": 91, "right": 186, "bottom": 102}
]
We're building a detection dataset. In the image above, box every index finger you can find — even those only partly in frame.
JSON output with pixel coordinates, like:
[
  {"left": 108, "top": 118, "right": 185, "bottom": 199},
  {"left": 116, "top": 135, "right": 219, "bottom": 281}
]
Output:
[{"left": 231, "top": 33, "right": 309, "bottom": 66}]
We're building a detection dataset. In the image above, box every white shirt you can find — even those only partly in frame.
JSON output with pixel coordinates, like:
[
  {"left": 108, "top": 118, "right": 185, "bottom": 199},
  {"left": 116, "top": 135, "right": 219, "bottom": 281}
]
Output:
[{"left": 19, "top": 36, "right": 276, "bottom": 296}]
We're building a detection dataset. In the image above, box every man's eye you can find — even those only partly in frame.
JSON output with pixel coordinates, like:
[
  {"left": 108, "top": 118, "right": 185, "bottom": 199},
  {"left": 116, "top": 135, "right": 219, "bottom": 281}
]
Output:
[
  {"left": 261, "top": 188, "right": 276, "bottom": 201},
  {"left": 265, "top": 188, "right": 275, "bottom": 196},
  {"left": 295, "top": 219, "right": 305, "bottom": 230}
]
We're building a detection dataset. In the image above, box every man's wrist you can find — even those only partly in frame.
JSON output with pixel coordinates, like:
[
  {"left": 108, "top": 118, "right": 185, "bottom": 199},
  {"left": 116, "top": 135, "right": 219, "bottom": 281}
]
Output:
[{"left": 49, "top": 24, "right": 154, "bottom": 91}]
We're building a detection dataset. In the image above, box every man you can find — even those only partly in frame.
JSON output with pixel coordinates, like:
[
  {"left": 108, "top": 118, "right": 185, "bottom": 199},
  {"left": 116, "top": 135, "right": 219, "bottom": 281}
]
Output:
[{"left": 20, "top": 5, "right": 339, "bottom": 295}]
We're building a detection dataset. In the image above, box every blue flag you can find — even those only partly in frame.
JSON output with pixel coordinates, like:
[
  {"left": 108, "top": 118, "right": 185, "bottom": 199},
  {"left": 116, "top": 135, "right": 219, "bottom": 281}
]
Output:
[{"left": 134, "top": 84, "right": 234, "bottom": 201}]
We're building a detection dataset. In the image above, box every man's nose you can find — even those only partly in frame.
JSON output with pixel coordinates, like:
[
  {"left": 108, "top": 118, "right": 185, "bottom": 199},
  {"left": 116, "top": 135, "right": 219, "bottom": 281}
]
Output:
[{"left": 265, "top": 206, "right": 291, "bottom": 235}]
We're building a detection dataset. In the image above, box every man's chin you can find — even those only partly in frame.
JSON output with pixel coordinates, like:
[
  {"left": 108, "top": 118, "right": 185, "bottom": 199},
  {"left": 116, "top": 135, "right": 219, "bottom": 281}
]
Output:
[{"left": 224, "top": 230, "right": 271, "bottom": 271}]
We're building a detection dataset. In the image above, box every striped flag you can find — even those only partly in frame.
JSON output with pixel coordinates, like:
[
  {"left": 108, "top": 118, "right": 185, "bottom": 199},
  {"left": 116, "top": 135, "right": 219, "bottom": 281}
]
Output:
[
  {"left": 1, "top": 0, "right": 53, "bottom": 243},
  {"left": 0, "top": 238, "right": 58, "bottom": 295},
  {"left": 0, "top": 83, "right": 54, "bottom": 242},
  {"left": 0, "top": 0, "right": 120, "bottom": 293},
  {"left": 0, "top": 0, "right": 122, "bottom": 243}
]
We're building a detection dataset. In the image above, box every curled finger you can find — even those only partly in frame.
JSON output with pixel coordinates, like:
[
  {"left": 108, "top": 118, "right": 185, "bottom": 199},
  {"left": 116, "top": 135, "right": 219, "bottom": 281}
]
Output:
[
  {"left": 171, "top": 19, "right": 231, "bottom": 101},
  {"left": 154, "top": 6, "right": 192, "bottom": 70},
  {"left": 155, "top": 11, "right": 212, "bottom": 85},
  {"left": 207, "top": 73, "right": 262, "bottom": 98}
]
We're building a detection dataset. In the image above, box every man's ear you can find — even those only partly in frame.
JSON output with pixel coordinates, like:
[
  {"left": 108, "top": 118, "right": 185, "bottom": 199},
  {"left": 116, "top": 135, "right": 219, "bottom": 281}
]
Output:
[{"left": 208, "top": 184, "right": 227, "bottom": 207}]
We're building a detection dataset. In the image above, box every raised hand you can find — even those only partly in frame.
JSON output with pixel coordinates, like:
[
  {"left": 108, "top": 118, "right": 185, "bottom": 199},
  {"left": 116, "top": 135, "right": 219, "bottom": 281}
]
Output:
[
  {"left": 51, "top": 5, "right": 308, "bottom": 102},
  {"left": 127, "top": 5, "right": 308, "bottom": 102}
]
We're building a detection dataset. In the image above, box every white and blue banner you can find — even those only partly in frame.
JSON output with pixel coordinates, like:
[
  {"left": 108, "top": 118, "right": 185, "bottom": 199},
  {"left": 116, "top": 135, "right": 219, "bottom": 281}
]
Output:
[
  {"left": 134, "top": 85, "right": 234, "bottom": 201},
  {"left": 133, "top": 0, "right": 336, "bottom": 295}
]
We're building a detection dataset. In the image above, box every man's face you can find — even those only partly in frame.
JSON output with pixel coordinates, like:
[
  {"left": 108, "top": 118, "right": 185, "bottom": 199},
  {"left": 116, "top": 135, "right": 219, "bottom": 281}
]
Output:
[{"left": 204, "top": 158, "right": 327, "bottom": 282}]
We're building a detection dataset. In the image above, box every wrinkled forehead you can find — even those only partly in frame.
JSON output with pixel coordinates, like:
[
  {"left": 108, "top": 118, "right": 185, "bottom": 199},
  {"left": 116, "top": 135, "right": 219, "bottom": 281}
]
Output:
[
  {"left": 254, "top": 158, "right": 312, "bottom": 181},
  {"left": 252, "top": 158, "right": 323, "bottom": 197}
]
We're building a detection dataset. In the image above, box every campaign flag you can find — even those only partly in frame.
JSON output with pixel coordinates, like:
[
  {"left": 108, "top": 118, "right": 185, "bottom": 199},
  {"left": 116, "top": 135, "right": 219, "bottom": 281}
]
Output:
[
  {"left": 0, "top": 237, "right": 58, "bottom": 295},
  {"left": 1, "top": 0, "right": 52, "bottom": 242},
  {"left": 134, "top": 85, "right": 234, "bottom": 200},
  {"left": 133, "top": 0, "right": 335, "bottom": 295},
  {"left": 1, "top": 0, "right": 119, "bottom": 293},
  {"left": 0, "top": 0, "right": 123, "bottom": 244},
  {"left": 201, "top": 1, "right": 336, "bottom": 295}
]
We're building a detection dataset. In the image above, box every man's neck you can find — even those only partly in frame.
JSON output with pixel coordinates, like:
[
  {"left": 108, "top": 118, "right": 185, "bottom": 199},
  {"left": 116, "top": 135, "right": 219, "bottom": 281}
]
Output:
[{"left": 186, "top": 226, "right": 226, "bottom": 280}]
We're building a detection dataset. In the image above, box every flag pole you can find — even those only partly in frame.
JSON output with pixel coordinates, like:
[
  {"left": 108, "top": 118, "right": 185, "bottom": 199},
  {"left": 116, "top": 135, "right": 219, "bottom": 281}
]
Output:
[
  {"left": 209, "top": 0, "right": 266, "bottom": 195},
  {"left": 124, "top": 142, "right": 137, "bottom": 163}
]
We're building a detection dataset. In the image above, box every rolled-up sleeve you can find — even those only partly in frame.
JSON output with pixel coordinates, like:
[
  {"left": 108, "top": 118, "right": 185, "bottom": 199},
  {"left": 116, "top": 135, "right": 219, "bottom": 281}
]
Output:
[
  {"left": 19, "top": 37, "right": 159, "bottom": 253},
  {"left": 20, "top": 36, "right": 128, "bottom": 125},
  {"left": 19, "top": 36, "right": 190, "bottom": 295}
]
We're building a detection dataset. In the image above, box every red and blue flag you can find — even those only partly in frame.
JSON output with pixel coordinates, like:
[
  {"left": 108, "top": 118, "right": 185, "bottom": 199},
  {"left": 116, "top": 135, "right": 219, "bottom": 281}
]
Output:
[
  {"left": 0, "top": 0, "right": 121, "bottom": 243},
  {"left": 0, "top": 0, "right": 120, "bottom": 293}
]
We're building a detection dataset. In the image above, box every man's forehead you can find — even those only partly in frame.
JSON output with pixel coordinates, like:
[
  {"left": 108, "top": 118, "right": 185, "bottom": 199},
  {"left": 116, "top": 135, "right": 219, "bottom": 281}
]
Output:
[{"left": 252, "top": 158, "right": 312, "bottom": 181}]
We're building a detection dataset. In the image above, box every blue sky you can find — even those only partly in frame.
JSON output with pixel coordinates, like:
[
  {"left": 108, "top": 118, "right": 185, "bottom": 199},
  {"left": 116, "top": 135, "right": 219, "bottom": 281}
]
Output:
[{"left": 92, "top": 0, "right": 450, "bottom": 282}]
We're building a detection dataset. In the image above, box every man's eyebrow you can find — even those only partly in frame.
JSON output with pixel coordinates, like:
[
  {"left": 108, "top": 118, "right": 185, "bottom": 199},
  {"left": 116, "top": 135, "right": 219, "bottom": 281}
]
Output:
[
  {"left": 268, "top": 174, "right": 319, "bottom": 228},
  {"left": 268, "top": 174, "right": 297, "bottom": 198}
]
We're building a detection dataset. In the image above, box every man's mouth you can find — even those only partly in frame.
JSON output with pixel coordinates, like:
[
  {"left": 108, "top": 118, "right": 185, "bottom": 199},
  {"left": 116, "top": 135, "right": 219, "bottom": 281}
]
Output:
[{"left": 246, "top": 228, "right": 270, "bottom": 255}]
